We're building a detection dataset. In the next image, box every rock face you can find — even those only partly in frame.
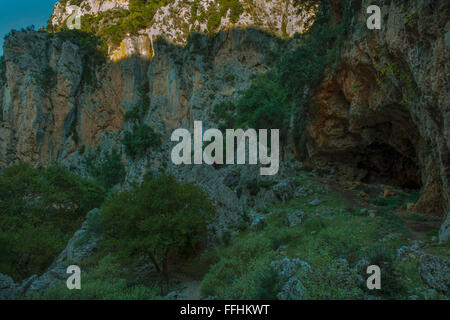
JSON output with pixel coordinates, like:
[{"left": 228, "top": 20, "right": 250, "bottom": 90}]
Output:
[
  {"left": 0, "top": 274, "right": 17, "bottom": 300},
  {"left": 439, "top": 212, "right": 450, "bottom": 244},
  {"left": 308, "top": 0, "right": 449, "bottom": 217},
  {"left": 0, "top": 2, "right": 310, "bottom": 232},
  {"left": 419, "top": 254, "right": 450, "bottom": 294},
  {"left": 270, "top": 258, "right": 310, "bottom": 300},
  {"left": 0, "top": 1, "right": 448, "bottom": 230},
  {"left": 50, "top": 0, "right": 315, "bottom": 49},
  {"left": 284, "top": 210, "right": 307, "bottom": 227}
]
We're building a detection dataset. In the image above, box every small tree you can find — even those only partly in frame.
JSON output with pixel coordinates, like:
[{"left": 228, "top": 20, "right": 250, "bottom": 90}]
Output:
[{"left": 102, "top": 174, "right": 214, "bottom": 279}]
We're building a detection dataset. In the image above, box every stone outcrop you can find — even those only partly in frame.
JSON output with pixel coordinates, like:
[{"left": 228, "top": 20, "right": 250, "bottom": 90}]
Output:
[
  {"left": 270, "top": 258, "right": 311, "bottom": 300},
  {"left": 419, "top": 253, "right": 450, "bottom": 294},
  {"left": 439, "top": 212, "right": 450, "bottom": 244},
  {"left": 0, "top": 274, "right": 17, "bottom": 300}
]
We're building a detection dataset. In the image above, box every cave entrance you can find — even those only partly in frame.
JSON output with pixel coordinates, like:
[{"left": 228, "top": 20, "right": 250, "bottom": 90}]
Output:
[{"left": 357, "top": 142, "right": 422, "bottom": 190}]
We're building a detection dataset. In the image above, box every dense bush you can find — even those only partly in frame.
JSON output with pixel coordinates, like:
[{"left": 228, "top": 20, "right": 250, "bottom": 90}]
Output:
[
  {"left": 53, "top": 1, "right": 170, "bottom": 48},
  {"left": 363, "top": 246, "right": 407, "bottom": 299},
  {"left": 0, "top": 163, "right": 105, "bottom": 281},
  {"left": 84, "top": 148, "right": 126, "bottom": 189},
  {"left": 298, "top": 254, "right": 363, "bottom": 299},
  {"left": 27, "top": 254, "right": 161, "bottom": 300},
  {"left": 236, "top": 73, "right": 290, "bottom": 132},
  {"left": 201, "top": 235, "right": 278, "bottom": 299},
  {"left": 121, "top": 124, "right": 161, "bottom": 158},
  {"left": 204, "top": 0, "right": 244, "bottom": 33},
  {"left": 101, "top": 174, "right": 214, "bottom": 278}
]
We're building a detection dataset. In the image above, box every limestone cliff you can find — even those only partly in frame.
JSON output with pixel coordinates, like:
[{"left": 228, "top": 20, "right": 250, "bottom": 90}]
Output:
[{"left": 0, "top": 0, "right": 448, "bottom": 221}]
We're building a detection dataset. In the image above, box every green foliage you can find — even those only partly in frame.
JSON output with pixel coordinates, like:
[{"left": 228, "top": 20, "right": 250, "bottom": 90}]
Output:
[
  {"left": 211, "top": 0, "right": 354, "bottom": 153},
  {"left": 27, "top": 254, "right": 161, "bottom": 300},
  {"left": 201, "top": 235, "right": 278, "bottom": 299},
  {"left": 201, "top": 170, "right": 419, "bottom": 300},
  {"left": 121, "top": 124, "right": 161, "bottom": 158},
  {"left": 298, "top": 255, "right": 363, "bottom": 299},
  {"left": 0, "top": 163, "right": 105, "bottom": 281},
  {"left": 363, "top": 246, "right": 407, "bottom": 299},
  {"left": 101, "top": 174, "right": 214, "bottom": 277},
  {"left": 236, "top": 73, "right": 290, "bottom": 131},
  {"left": 205, "top": 0, "right": 244, "bottom": 33},
  {"left": 56, "top": 1, "right": 169, "bottom": 48},
  {"left": 84, "top": 148, "right": 126, "bottom": 189}
]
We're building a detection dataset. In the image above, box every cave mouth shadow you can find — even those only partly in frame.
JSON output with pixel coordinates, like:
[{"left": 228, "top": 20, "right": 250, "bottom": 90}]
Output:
[{"left": 357, "top": 142, "right": 422, "bottom": 190}]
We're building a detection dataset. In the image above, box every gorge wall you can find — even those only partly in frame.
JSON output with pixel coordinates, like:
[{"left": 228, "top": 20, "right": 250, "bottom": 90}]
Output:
[{"left": 0, "top": 0, "right": 448, "bottom": 220}]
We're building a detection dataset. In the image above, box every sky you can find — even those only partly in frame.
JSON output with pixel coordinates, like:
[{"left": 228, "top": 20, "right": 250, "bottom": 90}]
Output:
[{"left": 0, "top": 0, "right": 59, "bottom": 56}]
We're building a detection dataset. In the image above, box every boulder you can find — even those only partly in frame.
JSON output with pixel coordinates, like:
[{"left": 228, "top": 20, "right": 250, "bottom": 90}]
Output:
[
  {"left": 27, "top": 267, "right": 67, "bottom": 294},
  {"left": 272, "top": 178, "right": 296, "bottom": 202},
  {"left": 277, "top": 277, "right": 305, "bottom": 300},
  {"left": 309, "top": 198, "right": 323, "bottom": 206},
  {"left": 419, "top": 254, "right": 450, "bottom": 294},
  {"left": 270, "top": 258, "right": 310, "bottom": 300},
  {"left": 250, "top": 216, "right": 266, "bottom": 231},
  {"left": 0, "top": 273, "right": 17, "bottom": 300},
  {"left": 284, "top": 210, "right": 307, "bottom": 227}
]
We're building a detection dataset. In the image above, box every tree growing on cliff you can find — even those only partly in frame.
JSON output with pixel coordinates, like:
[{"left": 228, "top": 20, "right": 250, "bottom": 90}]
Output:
[{"left": 101, "top": 174, "right": 214, "bottom": 279}]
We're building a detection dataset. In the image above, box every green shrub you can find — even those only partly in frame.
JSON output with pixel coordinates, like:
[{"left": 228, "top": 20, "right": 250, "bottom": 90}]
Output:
[
  {"left": 236, "top": 73, "right": 290, "bottom": 133},
  {"left": 363, "top": 246, "right": 407, "bottom": 299},
  {"left": 121, "top": 124, "right": 161, "bottom": 158},
  {"left": 206, "top": 0, "right": 244, "bottom": 33},
  {"left": 298, "top": 255, "right": 363, "bottom": 300},
  {"left": 201, "top": 235, "right": 278, "bottom": 299},
  {"left": 84, "top": 148, "right": 126, "bottom": 189},
  {"left": 0, "top": 163, "right": 105, "bottom": 281},
  {"left": 101, "top": 174, "right": 215, "bottom": 278},
  {"left": 27, "top": 255, "right": 161, "bottom": 300},
  {"left": 56, "top": 1, "right": 170, "bottom": 48}
]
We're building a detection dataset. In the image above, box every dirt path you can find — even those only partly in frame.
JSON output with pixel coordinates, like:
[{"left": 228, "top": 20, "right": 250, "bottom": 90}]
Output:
[
  {"left": 395, "top": 209, "right": 441, "bottom": 240},
  {"left": 327, "top": 179, "right": 441, "bottom": 241},
  {"left": 176, "top": 280, "right": 202, "bottom": 300},
  {"left": 169, "top": 273, "right": 202, "bottom": 300}
]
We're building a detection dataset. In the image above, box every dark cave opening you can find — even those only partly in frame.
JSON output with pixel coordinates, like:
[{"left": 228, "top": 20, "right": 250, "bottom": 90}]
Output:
[{"left": 357, "top": 142, "right": 422, "bottom": 190}]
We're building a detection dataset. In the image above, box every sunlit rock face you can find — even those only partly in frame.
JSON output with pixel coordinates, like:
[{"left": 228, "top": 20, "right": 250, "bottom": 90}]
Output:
[
  {"left": 50, "top": 0, "right": 315, "bottom": 60},
  {"left": 50, "top": 0, "right": 130, "bottom": 26}
]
